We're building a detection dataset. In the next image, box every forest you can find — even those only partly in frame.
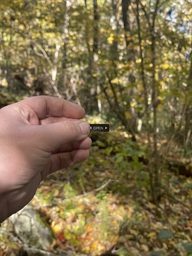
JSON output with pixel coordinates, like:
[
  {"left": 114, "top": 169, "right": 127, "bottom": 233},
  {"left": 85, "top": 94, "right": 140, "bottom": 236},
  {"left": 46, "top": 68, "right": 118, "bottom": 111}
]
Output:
[{"left": 0, "top": 0, "right": 192, "bottom": 255}]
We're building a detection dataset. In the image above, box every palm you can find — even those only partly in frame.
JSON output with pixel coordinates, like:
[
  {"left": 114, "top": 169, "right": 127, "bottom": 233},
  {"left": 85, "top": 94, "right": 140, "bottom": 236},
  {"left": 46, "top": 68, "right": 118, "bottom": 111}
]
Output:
[{"left": 0, "top": 96, "right": 91, "bottom": 222}]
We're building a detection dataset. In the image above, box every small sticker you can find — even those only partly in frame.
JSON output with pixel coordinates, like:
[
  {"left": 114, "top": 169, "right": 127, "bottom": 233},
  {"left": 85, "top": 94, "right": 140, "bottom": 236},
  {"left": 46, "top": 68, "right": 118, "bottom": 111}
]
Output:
[{"left": 90, "top": 124, "right": 109, "bottom": 132}]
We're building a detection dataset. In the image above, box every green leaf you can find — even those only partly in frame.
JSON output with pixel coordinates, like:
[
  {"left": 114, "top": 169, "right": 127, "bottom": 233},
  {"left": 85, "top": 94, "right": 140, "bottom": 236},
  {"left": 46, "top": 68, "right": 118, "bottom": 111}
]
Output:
[
  {"left": 183, "top": 243, "right": 192, "bottom": 253},
  {"left": 185, "top": 183, "right": 192, "bottom": 189},
  {"left": 96, "top": 140, "right": 106, "bottom": 148},
  {"left": 158, "top": 229, "right": 173, "bottom": 240},
  {"left": 116, "top": 247, "right": 128, "bottom": 255},
  {"left": 149, "top": 250, "right": 165, "bottom": 256},
  {"left": 116, "top": 154, "right": 124, "bottom": 164}
]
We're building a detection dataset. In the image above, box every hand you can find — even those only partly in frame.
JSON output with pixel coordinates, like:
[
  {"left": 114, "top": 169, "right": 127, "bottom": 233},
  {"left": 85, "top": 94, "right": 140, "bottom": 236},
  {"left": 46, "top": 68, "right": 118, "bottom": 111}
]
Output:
[{"left": 0, "top": 96, "right": 91, "bottom": 222}]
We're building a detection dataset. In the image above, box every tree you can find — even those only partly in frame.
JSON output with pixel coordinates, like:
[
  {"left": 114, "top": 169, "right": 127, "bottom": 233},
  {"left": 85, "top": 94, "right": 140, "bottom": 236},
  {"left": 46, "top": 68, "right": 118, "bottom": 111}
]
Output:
[{"left": 1, "top": 0, "right": 192, "bottom": 204}]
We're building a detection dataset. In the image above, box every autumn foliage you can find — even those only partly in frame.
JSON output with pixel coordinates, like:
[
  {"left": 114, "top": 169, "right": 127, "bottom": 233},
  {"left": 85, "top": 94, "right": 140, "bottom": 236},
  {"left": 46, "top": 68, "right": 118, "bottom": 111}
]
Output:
[{"left": 0, "top": 0, "right": 192, "bottom": 255}]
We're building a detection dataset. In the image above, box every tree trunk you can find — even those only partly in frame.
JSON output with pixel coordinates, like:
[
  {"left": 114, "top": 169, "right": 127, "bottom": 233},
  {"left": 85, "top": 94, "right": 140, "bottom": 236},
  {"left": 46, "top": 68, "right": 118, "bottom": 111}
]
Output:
[
  {"left": 184, "top": 51, "right": 192, "bottom": 151},
  {"left": 135, "top": 0, "right": 161, "bottom": 205},
  {"left": 93, "top": 0, "right": 99, "bottom": 57},
  {"left": 92, "top": 0, "right": 101, "bottom": 113},
  {"left": 110, "top": 0, "right": 119, "bottom": 61},
  {"left": 61, "top": 0, "right": 70, "bottom": 91},
  {"left": 121, "top": 0, "right": 133, "bottom": 60},
  {"left": 150, "top": 0, "right": 160, "bottom": 205}
]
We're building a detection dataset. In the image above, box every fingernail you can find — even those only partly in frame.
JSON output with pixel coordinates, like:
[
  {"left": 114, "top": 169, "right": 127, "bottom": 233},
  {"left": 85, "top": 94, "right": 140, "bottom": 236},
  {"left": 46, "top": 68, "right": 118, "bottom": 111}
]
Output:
[{"left": 79, "top": 122, "right": 90, "bottom": 135}]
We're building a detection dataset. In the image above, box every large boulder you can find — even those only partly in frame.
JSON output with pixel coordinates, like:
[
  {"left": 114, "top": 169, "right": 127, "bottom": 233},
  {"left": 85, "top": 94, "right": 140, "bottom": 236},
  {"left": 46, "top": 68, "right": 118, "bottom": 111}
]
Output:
[{"left": 9, "top": 205, "right": 53, "bottom": 250}]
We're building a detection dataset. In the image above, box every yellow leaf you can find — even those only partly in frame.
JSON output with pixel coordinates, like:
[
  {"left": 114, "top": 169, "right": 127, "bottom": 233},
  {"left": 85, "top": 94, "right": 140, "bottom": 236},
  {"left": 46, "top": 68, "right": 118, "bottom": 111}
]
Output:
[
  {"left": 148, "top": 231, "right": 156, "bottom": 239},
  {"left": 51, "top": 221, "right": 63, "bottom": 235},
  {"left": 64, "top": 229, "right": 72, "bottom": 240},
  {"left": 111, "top": 78, "right": 122, "bottom": 84},
  {"left": 136, "top": 58, "right": 142, "bottom": 63},
  {"left": 125, "top": 111, "right": 132, "bottom": 119},
  {"left": 160, "top": 63, "right": 170, "bottom": 69},
  {"left": 131, "top": 101, "right": 137, "bottom": 107},
  {"left": 85, "top": 224, "right": 92, "bottom": 234},
  {"left": 107, "top": 34, "right": 115, "bottom": 44},
  {"left": 90, "top": 242, "right": 105, "bottom": 253}
]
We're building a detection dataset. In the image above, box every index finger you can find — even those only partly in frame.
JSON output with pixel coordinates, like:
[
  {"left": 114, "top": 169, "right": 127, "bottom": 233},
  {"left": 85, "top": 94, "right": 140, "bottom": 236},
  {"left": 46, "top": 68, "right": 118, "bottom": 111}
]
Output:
[{"left": 19, "top": 96, "right": 85, "bottom": 119}]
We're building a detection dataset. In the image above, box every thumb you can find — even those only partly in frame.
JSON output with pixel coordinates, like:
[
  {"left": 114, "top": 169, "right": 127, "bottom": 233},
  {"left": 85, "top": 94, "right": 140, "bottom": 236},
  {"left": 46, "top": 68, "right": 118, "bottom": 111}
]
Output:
[{"left": 33, "top": 120, "right": 90, "bottom": 152}]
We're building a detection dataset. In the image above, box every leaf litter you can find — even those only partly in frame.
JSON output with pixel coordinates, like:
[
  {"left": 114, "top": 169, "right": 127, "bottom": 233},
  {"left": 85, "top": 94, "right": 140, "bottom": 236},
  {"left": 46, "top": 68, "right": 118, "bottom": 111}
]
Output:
[{"left": 0, "top": 130, "right": 192, "bottom": 256}]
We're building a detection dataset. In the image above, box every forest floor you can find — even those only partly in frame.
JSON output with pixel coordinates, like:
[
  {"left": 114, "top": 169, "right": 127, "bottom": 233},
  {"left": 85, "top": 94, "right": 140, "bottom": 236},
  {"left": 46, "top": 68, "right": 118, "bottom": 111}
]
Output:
[{"left": 0, "top": 128, "right": 192, "bottom": 256}]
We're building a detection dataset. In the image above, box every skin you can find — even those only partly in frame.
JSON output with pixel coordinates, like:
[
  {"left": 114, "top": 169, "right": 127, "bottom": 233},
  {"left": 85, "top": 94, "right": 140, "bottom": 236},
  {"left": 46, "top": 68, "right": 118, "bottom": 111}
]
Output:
[{"left": 0, "top": 96, "right": 91, "bottom": 222}]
